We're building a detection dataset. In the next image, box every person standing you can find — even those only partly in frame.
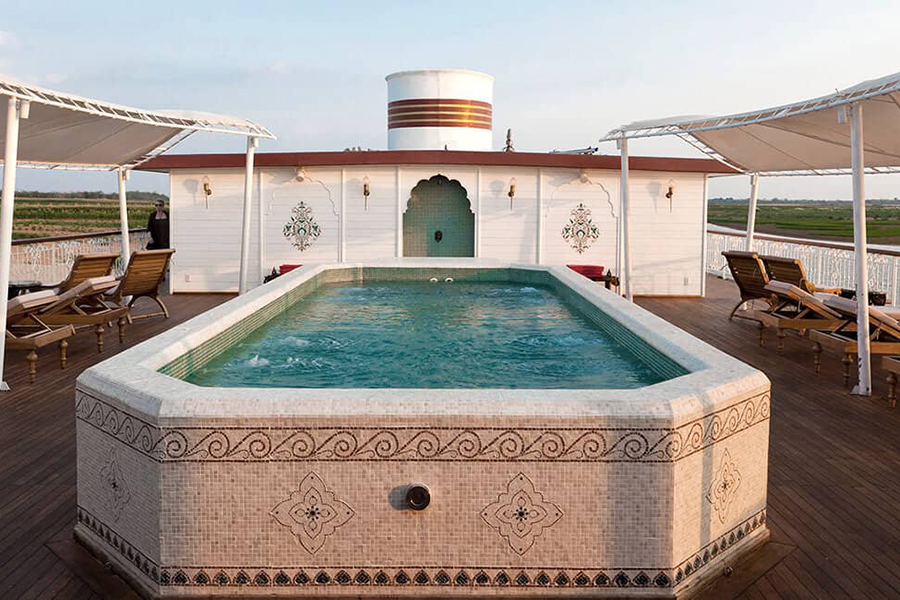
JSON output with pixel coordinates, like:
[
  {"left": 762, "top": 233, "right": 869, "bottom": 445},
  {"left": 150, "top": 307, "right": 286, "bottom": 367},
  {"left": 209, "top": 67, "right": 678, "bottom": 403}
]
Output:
[{"left": 147, "top": 199, "right": 170, "bottom": 249}]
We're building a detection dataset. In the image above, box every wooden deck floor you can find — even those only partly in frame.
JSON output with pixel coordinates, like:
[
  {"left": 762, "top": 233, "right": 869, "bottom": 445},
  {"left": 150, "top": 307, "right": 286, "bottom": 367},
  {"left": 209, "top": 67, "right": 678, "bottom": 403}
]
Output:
[{"left": 2, "top": 277, "right": 900, "bottom": 599}]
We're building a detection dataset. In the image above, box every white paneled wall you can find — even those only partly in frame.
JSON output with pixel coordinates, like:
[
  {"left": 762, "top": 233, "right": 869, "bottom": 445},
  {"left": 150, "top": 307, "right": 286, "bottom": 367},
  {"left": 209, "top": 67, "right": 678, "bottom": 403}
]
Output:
[
  {"left": 627, "top": 172, "right": 706, "bottom": 296},
  {"left": 169, "top": 164, "right": 708, "bottom": 296},
  {"left": 541, "top": 168, "right": 620, "bottom": 268}
]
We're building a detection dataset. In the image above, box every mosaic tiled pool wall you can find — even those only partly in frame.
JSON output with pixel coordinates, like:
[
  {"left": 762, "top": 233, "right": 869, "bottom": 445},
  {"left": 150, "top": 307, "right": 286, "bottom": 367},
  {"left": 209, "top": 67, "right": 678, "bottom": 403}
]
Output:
[{"left": 74, "top": 263, "right": 771, "bottom": 598}]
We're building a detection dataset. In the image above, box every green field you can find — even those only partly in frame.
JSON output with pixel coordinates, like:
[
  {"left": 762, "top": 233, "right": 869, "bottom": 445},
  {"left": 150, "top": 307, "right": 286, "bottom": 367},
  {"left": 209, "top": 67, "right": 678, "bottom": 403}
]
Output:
[
  {"left": 708, "top": 201, "right": 900, "bottom": 244},
  {"left": 10, "top": 197, "right": 158, "bottom": 240}
]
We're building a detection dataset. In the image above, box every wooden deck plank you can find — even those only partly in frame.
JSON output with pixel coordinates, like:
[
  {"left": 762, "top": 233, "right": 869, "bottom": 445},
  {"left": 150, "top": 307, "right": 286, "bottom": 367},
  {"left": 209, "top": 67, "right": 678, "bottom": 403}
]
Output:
[{"left": 2, "top": 278, "right": 900, "bottom": 598}]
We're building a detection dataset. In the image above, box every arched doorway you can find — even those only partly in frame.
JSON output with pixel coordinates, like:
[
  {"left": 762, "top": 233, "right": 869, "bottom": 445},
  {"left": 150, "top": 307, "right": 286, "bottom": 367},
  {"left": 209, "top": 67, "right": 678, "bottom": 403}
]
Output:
[{"left": 403, "top": 175, "right": 475, "bottom": 257}]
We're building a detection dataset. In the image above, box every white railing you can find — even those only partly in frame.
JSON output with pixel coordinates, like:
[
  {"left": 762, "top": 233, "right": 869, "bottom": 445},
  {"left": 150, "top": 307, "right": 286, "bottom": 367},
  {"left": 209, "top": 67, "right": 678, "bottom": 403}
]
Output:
[
  {"left": 707, "top": 225, "right": 900, "bottom": 306},
  {"left": 10, "top": 229, "right": 151, "bottom": 284}
]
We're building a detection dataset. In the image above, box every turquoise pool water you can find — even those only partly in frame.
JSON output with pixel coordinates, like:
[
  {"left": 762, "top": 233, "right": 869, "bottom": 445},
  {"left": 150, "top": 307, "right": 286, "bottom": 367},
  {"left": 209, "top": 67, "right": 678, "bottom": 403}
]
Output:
[{"left": 185, "top": 281, "right": 670, "bottom": 389}]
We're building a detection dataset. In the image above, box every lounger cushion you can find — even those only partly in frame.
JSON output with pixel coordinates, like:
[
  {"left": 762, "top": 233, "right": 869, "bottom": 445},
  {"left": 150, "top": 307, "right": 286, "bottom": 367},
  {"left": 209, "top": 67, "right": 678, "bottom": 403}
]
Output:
[
  {"left": 823, "top": 294, "right": 900, "bottom": 331},
  {"left": 55, "top": 275, "right": 117, "bottom": 305},
  {"left": 7, "top": 290, "right": 56, "bottom": 313},
  {"left": 765, "top": 281, "right": 838, "bottom": 317}
]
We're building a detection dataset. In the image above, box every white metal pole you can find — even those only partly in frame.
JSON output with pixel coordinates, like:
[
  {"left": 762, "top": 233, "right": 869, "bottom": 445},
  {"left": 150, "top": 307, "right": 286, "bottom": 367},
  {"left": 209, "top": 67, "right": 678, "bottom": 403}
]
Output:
[
  {"left": 238, "top": 136, "right": 258, "bottom": 294},
  {"left": 619, "top": 137, "right": 633, "bottom": 301},
  {"left": 850, "top": 103, "right": 871, "bottom": 396},
  {"left": 474, "top": 168, "right": 482, "bottom": 258},
  {"left": 395, "top": 167, "right": 403, "bottom": 257},
  {"left": 0, "top": 98, "right": 26, "bottom": 391},
  {"left": 745, "top": 173, "right": 759, "bottom": 251},
  {"left": 339, "top": 169, "right": 346, "bottom": 262},
  {"left": 257, "top": 172, "right": 265, "bottom": 285},
  {"left": 536, "top": 169, "right": 543, "bottom": 264},
  {"left": 701, "top": 174, "right": 709, "bottom": 297},
  {"left": 117, "top": 167, "right": 131, "bottom": 268}
]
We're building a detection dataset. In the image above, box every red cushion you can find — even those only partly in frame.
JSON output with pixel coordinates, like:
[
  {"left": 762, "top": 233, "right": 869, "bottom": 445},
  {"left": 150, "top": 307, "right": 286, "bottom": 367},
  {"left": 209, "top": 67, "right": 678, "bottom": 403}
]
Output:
[
  {"left": 279, "top": 264, "right": 303, "bottom": 274},
  {"left": 567, "top": 265, "right": 605, "bottom": 280}
]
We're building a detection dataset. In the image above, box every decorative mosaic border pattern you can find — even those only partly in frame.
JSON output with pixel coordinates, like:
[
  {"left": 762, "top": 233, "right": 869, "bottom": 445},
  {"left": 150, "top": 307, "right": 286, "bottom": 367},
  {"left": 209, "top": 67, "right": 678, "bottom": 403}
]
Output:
[
  {"left": 77, "top": 505, "right": 765, "bottom": 591},
  {"left": 674, "top": 509, "right": 766, "bottom": 585},
  {"left": 75, "top": 391, "right": 769, "bottom": 463},
  {"left": 77, "top": 507, "right": 160, "bottom": 583}
]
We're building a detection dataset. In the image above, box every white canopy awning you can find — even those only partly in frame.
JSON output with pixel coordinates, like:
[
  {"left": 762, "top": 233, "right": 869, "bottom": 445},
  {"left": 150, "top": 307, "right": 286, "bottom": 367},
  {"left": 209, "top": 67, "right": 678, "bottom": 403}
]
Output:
[
  {"left": 601, "top": 70, "right": 900, "bottom": 397},
  {"left": 601, "top": 72, "right": 900, "bottom": 176},
  {"left": 0, "top": 75, "right": 274, "bottom": 170},
  {"left": 0, "top": 74, "right": 274, "bottom": 391}
]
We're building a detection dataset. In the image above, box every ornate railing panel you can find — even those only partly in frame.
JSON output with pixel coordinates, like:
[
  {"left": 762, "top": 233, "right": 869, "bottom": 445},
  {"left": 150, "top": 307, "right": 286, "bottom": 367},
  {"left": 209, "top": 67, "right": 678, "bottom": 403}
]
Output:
[
  {"left": 10, "top": 229, "right": 150, "bottom": 284},
  {"left": 707, "top": 226, "right": 900, "bottom": 306}
]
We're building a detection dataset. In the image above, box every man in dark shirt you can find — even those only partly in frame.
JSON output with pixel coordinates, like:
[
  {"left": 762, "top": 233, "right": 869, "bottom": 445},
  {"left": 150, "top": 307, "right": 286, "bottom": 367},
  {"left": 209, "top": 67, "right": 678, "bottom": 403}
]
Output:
[{"left": 147, "top": 200, "right": 170, "bottom": 249}]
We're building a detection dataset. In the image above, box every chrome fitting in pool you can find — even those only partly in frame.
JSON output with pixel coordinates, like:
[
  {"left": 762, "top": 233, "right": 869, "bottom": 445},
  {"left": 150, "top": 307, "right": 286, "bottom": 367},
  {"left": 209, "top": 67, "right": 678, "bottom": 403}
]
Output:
[{"left": 405, "top": 483, "right": 431, "bottom": 510}]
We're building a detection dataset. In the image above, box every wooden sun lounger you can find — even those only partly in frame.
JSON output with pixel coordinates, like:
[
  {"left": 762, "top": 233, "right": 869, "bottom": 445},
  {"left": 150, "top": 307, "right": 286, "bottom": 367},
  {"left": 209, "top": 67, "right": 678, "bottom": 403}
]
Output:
[
  {"left": 753, "top": 280, "right": 852, "bottom": 352},
  {"left": 104, "top": 249, "right": 175, "bottom": 322},
  {"left": 42, "top": 252, "right": 119, "bottom": 293},
  {"left": 38, "top": 276, "right": 129, "bottom": 353},
  {"left": 759, "top": 255, "right": 841, "bottom": 295},
  {"left": 6, "top": 290, "right": 75, "bottom": 383},
  {"left": 722, "top": 251, "right": 777, "bottom": 320},
  {"left": 881, "top": 356, "right": 900, "bottom": 408},
  {"left": 809, "top": 294, "right": 900, "bottom": 387}
]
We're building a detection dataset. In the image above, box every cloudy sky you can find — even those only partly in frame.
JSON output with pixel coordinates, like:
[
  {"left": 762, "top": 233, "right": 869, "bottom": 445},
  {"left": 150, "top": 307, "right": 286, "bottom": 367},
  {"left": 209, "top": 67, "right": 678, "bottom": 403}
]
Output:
[{"left": 2, "top": 0, "right": 900, "bottom": 199}]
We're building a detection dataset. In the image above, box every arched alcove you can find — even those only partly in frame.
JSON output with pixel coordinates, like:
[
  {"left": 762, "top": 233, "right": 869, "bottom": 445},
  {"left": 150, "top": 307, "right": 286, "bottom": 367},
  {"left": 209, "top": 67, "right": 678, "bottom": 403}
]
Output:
[{"left": 403, "top": 175, "right": 475, "bottom": 257}]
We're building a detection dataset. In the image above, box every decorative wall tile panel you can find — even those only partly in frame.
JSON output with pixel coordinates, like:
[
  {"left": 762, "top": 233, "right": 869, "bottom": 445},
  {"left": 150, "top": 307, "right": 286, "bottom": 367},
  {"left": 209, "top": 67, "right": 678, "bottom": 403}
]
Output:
[
  {"left": 481, "top": 473, "right": 563, "bottom": 555},
  {"left": 283, "top": 202, "right": 321, "bottom": 251},
  {"left": 270, "top": 472, "right": 354, "bottom": 554},
  {"left": 99, "top": 448, "right": 131, "bottom": 521},
  {"left": 707, "top": 448, "right": 742, "bottom": 523},
  {"left": 561, "top": 203, "right": 600, "bottom": 253}
]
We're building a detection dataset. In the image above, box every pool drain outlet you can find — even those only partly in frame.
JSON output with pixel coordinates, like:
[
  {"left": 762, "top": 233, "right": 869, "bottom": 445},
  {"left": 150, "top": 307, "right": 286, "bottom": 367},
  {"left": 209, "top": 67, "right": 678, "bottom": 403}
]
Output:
[{"left": 405, "top": 483, "right": 431, "bottom": 510}]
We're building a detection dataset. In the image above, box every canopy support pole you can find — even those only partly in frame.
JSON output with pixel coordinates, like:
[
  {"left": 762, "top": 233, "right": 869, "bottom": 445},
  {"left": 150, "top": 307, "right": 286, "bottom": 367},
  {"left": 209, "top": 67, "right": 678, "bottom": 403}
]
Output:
[
  {"left": 238, "top": 136, "right": 258, "bottom": 294},
  {"left": 618, "top": 137, "right": 633, "bottom": 301},
  {"left": 0, "top": 98, "right": 27, "bottom": 392},
  {"left": 850, "top": 102, "right": 871, "bottom": 396},
  {"left": 117, "top": 168, "right": 130, "bottom": 268},
  {"left": 745, "top": 173, "right": 759, "bottom": 251},
  {"left": 257, "top": 168, "right": 265, "bottom": 285}
]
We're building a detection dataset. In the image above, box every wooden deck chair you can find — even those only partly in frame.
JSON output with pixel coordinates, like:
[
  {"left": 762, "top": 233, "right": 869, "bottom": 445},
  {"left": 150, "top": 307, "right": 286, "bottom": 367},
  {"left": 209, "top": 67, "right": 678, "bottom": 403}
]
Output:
[
  {"left": 722, "top": 251, "right": 776, "bottom": 320},
  {"left": 753, "top": 280, "right": 852, "bottom": 352},
  {"left": 38, "top": 276, "right": 129, "bottom": 353},
  {"left": 45, "top": 252, "right": 119, "bottom": 293},
  {"left": 759, "top": 255, "right": 841, "bottom": 295},
  {"left": 104, "top": 249, "right": 175, "bottom": 322},
  {"left": 6, "top": 290, "right": 75, "bottom": 383},
  {"left": 881, "top": 356, "right": 900, "bottom": 408},
  {"left": 810, "top": 294, "right": 900, "bottom": 387}
]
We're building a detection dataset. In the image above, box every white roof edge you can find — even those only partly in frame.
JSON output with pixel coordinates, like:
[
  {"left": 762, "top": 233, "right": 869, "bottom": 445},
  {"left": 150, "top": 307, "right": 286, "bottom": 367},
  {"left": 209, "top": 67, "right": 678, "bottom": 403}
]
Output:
[
  {"left": 0, "top": 74, "right": 275, "bottom": 140},
  {"left": 600, "top": 71, "right": 900, "bottom": 142},
  {"left": 385, "top": 69, "right": 494, "bottom": 81}
]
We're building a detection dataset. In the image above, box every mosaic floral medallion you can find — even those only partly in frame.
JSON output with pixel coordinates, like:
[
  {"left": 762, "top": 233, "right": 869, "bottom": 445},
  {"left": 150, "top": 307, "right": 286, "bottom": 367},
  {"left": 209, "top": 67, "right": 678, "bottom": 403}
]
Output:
[
  {"left": 561, "top": 203, "right": 600, "bottom": 253},
  {"left": 481, "top": 473, "right": 562, "bottom": 555},
  {"left": 283, "top": 202, "right": 321, "bottom": 251},
  {"left": 562, "top": 204, "right": 600, "bottom": 254},
  {"left": 707, "top": 449, "right": 742, "bottom": 523},
  {"left": 270, "top": 472, "right": 354, "bottom": 554},
  {"left": 99, "top": 448, "right": 131, "bottom": 521}
]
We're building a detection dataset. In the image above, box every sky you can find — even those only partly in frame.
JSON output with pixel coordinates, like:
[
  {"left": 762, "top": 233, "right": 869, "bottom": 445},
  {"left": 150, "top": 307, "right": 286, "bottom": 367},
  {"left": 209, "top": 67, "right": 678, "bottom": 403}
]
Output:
[{"left": 2, "top": 0, "right": 900, "bottom": 200}]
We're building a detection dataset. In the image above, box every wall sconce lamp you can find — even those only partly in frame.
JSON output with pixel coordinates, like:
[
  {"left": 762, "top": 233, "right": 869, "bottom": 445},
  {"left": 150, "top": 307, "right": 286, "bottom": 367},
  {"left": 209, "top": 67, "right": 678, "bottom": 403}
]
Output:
[
  {"left": 508, "top": 177, "right": 517, "bottom": 210},
  {"left": 665, "top": 180, "right": 675, "bottom": 212},
  {"left": 201, "top": 176, "right": 213, "bottom": 208},
  {"left": 578, "top": 169, "right": 590, "bottom": 184},
  {"left": 295, "top": 167, "right": 308, "bottom": 182},
  {"left": 363, "top": 175, "right": 371, "bottom": 210}
]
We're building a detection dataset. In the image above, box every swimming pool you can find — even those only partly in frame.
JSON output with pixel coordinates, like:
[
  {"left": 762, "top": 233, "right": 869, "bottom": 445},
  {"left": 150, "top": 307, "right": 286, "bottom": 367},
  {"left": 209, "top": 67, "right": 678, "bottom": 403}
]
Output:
[
  {"left": 186, "top": 281, "right": 680, "bottom": 389},
  {"left": 75, "top": 261, "right": 770, "bottom": 598}
]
